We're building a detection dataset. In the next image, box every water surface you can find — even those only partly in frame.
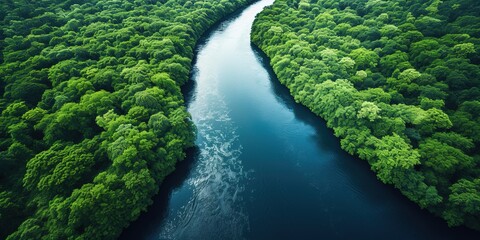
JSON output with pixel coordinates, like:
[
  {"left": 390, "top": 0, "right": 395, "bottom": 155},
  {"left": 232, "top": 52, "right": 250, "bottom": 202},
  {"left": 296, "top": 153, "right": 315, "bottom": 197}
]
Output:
[{"left": 120, "top": 1, "right": 480, "bottom": 239}]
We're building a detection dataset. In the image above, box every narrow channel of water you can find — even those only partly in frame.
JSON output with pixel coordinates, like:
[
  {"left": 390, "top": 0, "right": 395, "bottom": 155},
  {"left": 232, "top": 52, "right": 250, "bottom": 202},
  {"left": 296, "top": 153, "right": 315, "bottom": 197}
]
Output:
[{"left": 120, "top": 1, "right": 480, "bottom": 239}]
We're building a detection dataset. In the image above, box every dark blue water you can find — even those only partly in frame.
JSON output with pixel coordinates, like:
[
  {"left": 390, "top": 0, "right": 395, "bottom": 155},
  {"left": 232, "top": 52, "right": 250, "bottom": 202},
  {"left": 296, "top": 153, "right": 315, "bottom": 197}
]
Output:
[{"left": 120, "top": 1, "right": 480, "bottom": 239}]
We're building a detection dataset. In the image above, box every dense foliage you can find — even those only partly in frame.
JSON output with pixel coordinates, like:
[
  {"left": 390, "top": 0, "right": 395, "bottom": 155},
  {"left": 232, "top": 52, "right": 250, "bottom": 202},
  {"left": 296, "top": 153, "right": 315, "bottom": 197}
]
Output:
[
  {"left": 252, "top": 0, "right": 480, "bottom": 230},
  {"left": 0, "top": 0, "right": 254, "bottom": 239}
]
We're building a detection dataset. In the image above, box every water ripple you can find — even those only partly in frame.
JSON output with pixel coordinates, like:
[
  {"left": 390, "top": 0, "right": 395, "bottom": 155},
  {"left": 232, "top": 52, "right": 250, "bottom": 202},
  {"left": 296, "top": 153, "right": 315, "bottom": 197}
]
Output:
[{"left": 158, "top": 76, "right": 248, "bottom": 240}]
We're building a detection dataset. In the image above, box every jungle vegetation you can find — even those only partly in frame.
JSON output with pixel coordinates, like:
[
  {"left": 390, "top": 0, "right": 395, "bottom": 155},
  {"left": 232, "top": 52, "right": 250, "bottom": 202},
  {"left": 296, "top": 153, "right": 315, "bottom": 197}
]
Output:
[
  {"left": 0, "top": 0, "right": 254, "bottom": 239},
  {"left": 252, "top": 0, "right": 480, "bottom": 230}
]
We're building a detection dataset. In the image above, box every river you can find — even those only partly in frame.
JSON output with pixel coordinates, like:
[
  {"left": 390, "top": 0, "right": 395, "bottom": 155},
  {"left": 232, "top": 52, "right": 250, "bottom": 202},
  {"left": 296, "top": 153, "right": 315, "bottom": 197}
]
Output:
[{"left": 120, "top": 1, "right": 480, "bottom": 239}]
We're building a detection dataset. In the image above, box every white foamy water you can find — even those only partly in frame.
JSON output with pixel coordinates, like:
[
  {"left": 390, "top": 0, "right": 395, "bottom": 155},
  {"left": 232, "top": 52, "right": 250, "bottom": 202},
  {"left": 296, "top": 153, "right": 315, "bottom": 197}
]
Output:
[{"left": 159, "top": 100, "right": 248, "bottom": 239}]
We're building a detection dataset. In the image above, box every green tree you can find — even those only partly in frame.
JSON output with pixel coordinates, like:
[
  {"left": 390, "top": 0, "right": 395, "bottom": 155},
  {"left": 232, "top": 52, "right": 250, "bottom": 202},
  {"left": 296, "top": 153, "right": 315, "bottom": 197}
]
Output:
[
  {"left": 372, "top": 134, "right": 420, "bottom": 184},
  {"left": 444, "top": 179, "right": 480, "bottom": 227},
  {"left": 348, "top": 48, "right": 380, "bottom": 70},
  {"left": 419, "top": 139, "right": 474, "bottom": 176}
]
